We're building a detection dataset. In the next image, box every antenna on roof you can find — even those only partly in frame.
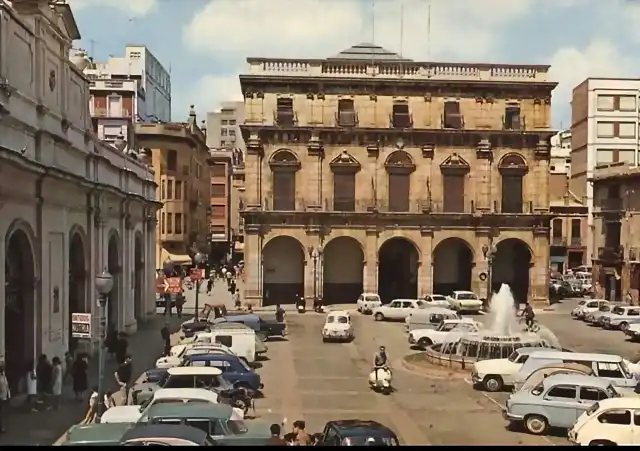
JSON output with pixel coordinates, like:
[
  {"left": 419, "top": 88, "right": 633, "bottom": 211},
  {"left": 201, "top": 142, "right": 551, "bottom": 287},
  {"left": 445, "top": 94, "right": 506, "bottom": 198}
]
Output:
[{"left": 427, "top": 0, "right": 432, "bottom": 58}]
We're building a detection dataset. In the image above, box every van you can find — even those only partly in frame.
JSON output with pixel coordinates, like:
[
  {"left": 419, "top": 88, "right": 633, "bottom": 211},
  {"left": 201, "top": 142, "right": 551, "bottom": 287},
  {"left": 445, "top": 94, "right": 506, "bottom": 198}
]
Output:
[
  {"left": 514, "top": 351, "right": 636, "bottom": 390},
  {"left": 404, "top": 307, "right": 459, "bottom": 333},
  {"left": 192, "top": 328, "right": 256, "bottom": 363}
]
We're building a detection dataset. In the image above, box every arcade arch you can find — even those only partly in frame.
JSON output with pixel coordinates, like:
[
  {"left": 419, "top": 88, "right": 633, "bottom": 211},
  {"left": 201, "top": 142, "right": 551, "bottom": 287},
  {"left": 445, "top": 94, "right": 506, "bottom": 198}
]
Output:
[
  {"left": 322, "top": 237, "right": 364, "bottom": 304},
  {"left": 262, "top": 236, "right": 305, "bottom": 305},
  {"left": 378, "top": 237, "right": 419, "bottom": 303},
  {"left": 432, "top": 238, "right": 474, "bottom": 295},
  {"left": 491, "top": 238, "right": 532, "bottom": 304},
  {"left": 68, "top": 230, "right": 87, "bottom": 353}
]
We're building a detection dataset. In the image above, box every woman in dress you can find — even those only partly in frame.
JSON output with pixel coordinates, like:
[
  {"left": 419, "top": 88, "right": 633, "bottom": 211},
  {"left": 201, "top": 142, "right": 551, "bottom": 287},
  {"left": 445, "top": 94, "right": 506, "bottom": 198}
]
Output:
[
  {"left": 71, "top": 354, "right": 88, "bottom": 401},
  {"left": 51, "top": 357, "right": 62, "bottom": 410}
]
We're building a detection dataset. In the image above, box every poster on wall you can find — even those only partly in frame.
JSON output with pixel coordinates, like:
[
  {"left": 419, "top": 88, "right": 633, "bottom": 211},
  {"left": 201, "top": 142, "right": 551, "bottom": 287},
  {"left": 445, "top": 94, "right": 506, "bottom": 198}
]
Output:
[{"left": 71, "top": 313, "right": 92, "bottom": 339}]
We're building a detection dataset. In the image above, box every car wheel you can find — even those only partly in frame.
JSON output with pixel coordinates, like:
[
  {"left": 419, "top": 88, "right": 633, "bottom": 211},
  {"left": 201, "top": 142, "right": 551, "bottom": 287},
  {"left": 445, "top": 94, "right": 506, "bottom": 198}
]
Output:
[
  {"left": 620, "top": 322, "right": 629, "bottom": 332},
  {"left": 483, "top": 375, "right": 503, "bottom": 392},
  {"left": 374, "top": 313, "right": 384, "bottom": 321},
  {"left": 524, "top": 414, "right": 548, "bottom": 435},
  {"left": 417, "top": 338, "right": 433, "bottom": 349},
  {"left": 589, "top": 440, "right": 616, "bottom": 446}
]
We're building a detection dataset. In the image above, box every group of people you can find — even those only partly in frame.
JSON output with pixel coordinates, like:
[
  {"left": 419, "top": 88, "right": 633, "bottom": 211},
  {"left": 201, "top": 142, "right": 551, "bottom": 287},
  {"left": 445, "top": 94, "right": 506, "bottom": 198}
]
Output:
[{"left": 267, "top": 420, "right": 316, "bottom": 446}]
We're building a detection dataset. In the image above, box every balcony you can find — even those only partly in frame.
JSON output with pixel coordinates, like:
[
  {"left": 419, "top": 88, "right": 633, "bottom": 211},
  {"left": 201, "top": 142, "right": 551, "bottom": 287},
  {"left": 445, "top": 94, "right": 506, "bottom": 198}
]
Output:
[
  {"left": 389, "top": 112, "right": 413, "bottom": 129},
  {"left": 492, "top": 200, "right": 535, "bottom": 214},
  {"left": 441, "top": 113, "right": 465, "bottom": 130},
  {"left": 597, "top": 246, "right": 624, "bottom": 262},
  {"left": 595, "top": 198, "right": 624, "bottom": 212},
  {"left": 503, "top": 114, "right": 526, "bottom": 131},
  {"left": 273, "top": 109, "right": 298, "bottom": 127},
  {"left": 92, "top": 108, "right": 131, "bottom": 118},
  {"left": 570, "top": 236, "right": 582, "bottom": 247},
  {"left": 335, "top": 111, "right": 358, "bottom": 127},
  {"left": 551, "top": 236, "right": 566, "bottom": 246}
]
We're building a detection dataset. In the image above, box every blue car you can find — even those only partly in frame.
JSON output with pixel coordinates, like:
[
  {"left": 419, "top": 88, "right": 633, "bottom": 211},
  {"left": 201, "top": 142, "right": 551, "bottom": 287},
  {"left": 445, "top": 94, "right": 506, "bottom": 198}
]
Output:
[{"left": 183, "top": 353, "right": 263, "bottom": 392}]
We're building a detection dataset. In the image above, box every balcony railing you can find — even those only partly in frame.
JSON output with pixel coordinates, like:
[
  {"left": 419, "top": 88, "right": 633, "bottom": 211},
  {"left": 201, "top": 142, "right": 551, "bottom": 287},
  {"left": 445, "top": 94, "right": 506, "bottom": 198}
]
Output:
[
  {"left": 92, "top": 108, "right": 131, "bottom": 118},
  {"left": 502, "top": 115, "right": 526, "bottom": 131},
  {"left": 595, "top": 198, "right": 624, "bottom": 211},
  {"left": 335, "top": 111, "right": 358, "bottom": 127},
  {"left": 389, "top": 112, "right": 413, "bottom": 128},
  {"left": 597, "top": 246, "right": 624, "bottom": 261},
  {"left": 570, "top": 236, "right": 582, "bottom": 246},
  {"left": 492, "top": 201, "right": 535, "bottom": 214},
  {"left": 551, "top": 236, "right": 566, "bottom": 246},
  {"left": 273, "top": 110, "right": 298, "bottom": 126}
]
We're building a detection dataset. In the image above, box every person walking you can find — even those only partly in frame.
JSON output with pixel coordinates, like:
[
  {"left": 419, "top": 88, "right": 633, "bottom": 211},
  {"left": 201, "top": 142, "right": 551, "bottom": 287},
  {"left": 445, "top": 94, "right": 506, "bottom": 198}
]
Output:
[
  {"left": 25, "top": 361, "right": 37, "bottom": 411},
  {"left": 51, "top": 357, "right": 63, "bottom": 410},
  {"left": 0, "top": 362, "right": 10, "bottom": 433},
  {"left": 521, "top": 301, "right": 536, "bottom": 329},
  {"left": 266, "top": 423, "right": 287, "bottom": 445},
  {"left": 232, "top": 289, "right": 241, "bottom": 309},
  {"left": 115, "top": 332, "right": 129, "bottom": 365},
  {"left": 63, "top": 351, "right": 74, "bottom": 385},
  {"left": 207, "top": 277, "right": 213, "bottom": 294},
  {"left": 115, "top": 354, "right": 133, "bottom": 405},
  {"left": 36, "top": 354, "right": 52, "bottom": 410},
  {"left": 161, "top": 324, "right": 171, "bottom": 357},
  {"left": 71, "top": 354, "right": 88, "bottom": 401}
]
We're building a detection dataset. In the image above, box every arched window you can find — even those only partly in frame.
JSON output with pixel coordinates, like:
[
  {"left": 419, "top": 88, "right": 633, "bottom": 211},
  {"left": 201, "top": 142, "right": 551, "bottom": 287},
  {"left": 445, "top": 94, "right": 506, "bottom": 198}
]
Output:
[
  {"left": 384, "top": 151, "right": 415, "bottom": 212},
  {"left": 498, "top": 154, "right": 528, "bottom": 213},
  {"left": 330, "top": 150, "right": 361, "bottom": 211},
  {"left": 269, "top": 150, "right": 300, "bottom": 211}
]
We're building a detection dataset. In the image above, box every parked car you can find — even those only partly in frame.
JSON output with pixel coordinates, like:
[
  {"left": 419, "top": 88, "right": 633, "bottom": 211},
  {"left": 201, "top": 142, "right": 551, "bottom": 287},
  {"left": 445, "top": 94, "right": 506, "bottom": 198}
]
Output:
[
  {"left": 585, "top": 304, "right": 619, "bottom": 324},
  {"left": 373, "top": 299, "right": 424, "bottom": 322},
  {"left": 408, "top": 318, "right": 481, "bottom": 350},
  {"left": 183, "top": 353, "right": 263, "bottom": 392},
  {"left": 143, "top": 403, "right": 272, "bottom": 446},
  {"left": 624, "top": 322, "right": 640, "bottom": 341},
  {"left": 322, "top": 310, "right": 354, "bottom": 342},
  {"left": 317, "top": 420, "right": 400, "bottom": 446},
  {"left": 422, "top": 294, "right": 450, "bottom": 308},
  {"left": 60, "top": 423, "right": 134, "bottom": 446},
  {"left": 569, "top": 397, "right": 640, "bottom": 446},
  {"left": 155, "top": 344, "right": 236, "bottom": 371},
  {"left": 515, "top": 362, "right": 594, "bottom": 393},
  {"left": 571, "top": 299, "right": 609, "bottom": 320},
  {"left": 404, "top": 307, "right": 459, "bottom": 333},
  {"left": 119, "top": 424, "right": 215, "bottom": 446},
  {"left": 600, "top": 306, "right": 640, "bottom": 331},
  {"left": 356, "top": 293, "right": 382, "bottom": 314},
  {"left": 211, "top": 314, "right": 286, "bottom": 341},
  {"left": 503, "top": 374, "right": 621, "bottom": 435},
  {"left": 471, "top": 347, "right": 546, "bottom": 392},
  {"left": 447, "top": 291, "right": 483, "bottom": 313}
]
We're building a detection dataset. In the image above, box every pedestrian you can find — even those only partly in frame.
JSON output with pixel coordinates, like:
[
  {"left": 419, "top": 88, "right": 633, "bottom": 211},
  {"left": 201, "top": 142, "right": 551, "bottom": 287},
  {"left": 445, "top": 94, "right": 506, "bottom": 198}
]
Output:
[
  {"left": 115, "top": 354, "right": 133, "bottom": 405},
  {"left": 221, "top": 266, "right": 227, "bottom": 280},
  {"left": 232, "top": 289, "right": 241, "bottom": 309},
  {"left": 275, "top": 303, "right": 285, "bottom": 323},
  {"left": 161, "top": 323, "right": 171, "bottom": 357},
  {"left": 163, "top": 294, "right": 173, "bottom": 317},
  {"left": 0, "top": 362, "right": 9, "bottom": 433},
  {"left": 175, "top": 294, "right": 185, "bottom": 318},
  {"left": 627, "top": 292, "right": 634, "bottom": 305},
  {"left": 63, "top": 351, "right": 74, "bottom": 385},
  {"left": 82, "top": 386, "right": 99, "bottom": 424},
  {"left": 51, "top": 357, "right": 63, "bottom": 410},
  {"left": 72, "top": 354, "right": 88, "bottom": 401},
  {"left": 229, "top": 279, "right": 237, "bottom": 294},
  {"left": 266, "top": 423, "right": 287, "bottom": 445},
  {"left": 292, "top": 420, "right": 312, "bottom": 446},
  {"left": 25, "top": 360, "right": 37, "bottom": 411},
  {"left": 105, "top": 323, "right": 118, "bottom": 359},
  {"left": 207, "top": 278, "right": 213, "bottom": 294},
  {"left": 115, "top": 332, "right": 129, "bottom": 365},
  {"left": 36, "top": 354, "right": 52, "bottom": 410},
  {"left": 521, "top": 301, "right": 536, "bottom": 329}
]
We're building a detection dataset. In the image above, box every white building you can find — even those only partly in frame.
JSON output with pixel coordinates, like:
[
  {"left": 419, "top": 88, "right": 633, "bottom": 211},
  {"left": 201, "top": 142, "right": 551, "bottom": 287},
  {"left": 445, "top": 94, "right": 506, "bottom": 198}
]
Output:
[
  {"left": 84, "top": 45, "right": 171, "bottom": 123},
  {"left": 570, "top": 78, "right": 640, "bottom": 261},
  {"left": 0, "top": 1, "right": 159, "bottom": 390},
  {"left": 550, "top": 129, "right": 571, "bottom": 175},
  {"left": 205, "top": 101, "right": 245, "bottom": 150}
]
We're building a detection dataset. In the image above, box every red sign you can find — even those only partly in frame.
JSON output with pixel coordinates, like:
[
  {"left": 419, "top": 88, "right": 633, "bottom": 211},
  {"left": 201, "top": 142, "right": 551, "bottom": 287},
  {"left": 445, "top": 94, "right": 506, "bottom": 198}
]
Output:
[
  {"left": 166, "top": 277, "right": 183, "bottom": 294},
  {"left": 155, "top": 276, "right": 166, "bottom": 294},
  {"left": 190, "top": 269, "right": 204, "bottom": 282}
]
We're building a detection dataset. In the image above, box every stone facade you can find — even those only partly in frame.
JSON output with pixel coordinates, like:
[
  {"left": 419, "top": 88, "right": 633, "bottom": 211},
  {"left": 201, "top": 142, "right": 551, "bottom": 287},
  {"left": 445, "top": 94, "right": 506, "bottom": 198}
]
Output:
[
  {"left": 0, "top": 1, "right": 158, "bottom": 388},
  {"left": 239, "top": 44, "right": 556, "bottom": 307}
]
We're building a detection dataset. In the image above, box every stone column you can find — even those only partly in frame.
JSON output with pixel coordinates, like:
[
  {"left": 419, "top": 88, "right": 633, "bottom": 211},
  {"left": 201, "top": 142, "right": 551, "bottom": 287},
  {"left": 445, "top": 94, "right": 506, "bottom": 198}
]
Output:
[
  {"left": 475, "top": 140, "right": 492, "bottom": 211},
  {"left": 418, "top": 228, "right": 433, "bottom": 297},
  {"left": 473, "top": 229, "right": 491, "bottom": 299},
  {"left": 244, "top": 225, "right": 261, "bottom": 306},
  {"left": 245, "top": 135, "right": 263, "bottom": 207},
  {"left": 363, "top": 229, "right": 378, "bottom": 293},
  {"left": 530, "top": 229, "right": 551, "bottom": 307}
]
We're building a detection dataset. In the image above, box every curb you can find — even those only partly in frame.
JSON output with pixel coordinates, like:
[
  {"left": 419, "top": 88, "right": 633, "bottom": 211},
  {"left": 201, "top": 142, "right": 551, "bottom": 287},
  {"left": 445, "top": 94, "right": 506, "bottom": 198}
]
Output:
[{"left": 399, "top": 356, "right": 466, "bottom": 380}]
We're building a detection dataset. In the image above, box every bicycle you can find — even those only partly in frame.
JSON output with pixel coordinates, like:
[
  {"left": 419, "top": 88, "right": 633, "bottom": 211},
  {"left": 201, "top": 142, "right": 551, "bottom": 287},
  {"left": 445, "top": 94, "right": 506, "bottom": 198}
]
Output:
[{"left": 518, "top": 317, "right": 541, "bottom": 333}]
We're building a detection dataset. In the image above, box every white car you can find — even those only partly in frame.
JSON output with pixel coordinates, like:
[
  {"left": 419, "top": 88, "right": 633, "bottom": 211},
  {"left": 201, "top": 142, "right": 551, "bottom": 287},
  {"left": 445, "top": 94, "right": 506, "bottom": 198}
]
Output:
[
  {"left": 569, "top": 397, "right": 640, "bottom": 446},
  {"left": 322, "top": 310, "right": 354, "bottom": 342},
  {"left": 373, "top": 299, "right": 424, "bottom": 322},
  {"left": 156, "top": 343, "right": 235, "bottom": 369},
  {"left": 571, "top": 299, "right": 609, "bottom": 320},
  {"left": 408, "top": 318, "right": 481, "bottom": 349},
  {"left": 422, "top": 294, "right": 450, "bottom": 308},
  {"left": 625, "top": 322, "right": 640, "bottom": 341},
  {"left": 357, "top": 293, "right": 382, "bottom": 314},
  {"left": 447, "top": 291, "right": 483, "bottom": 313},
  {"left": 471, "top": 347, "right": 543, "bottom": 392}
]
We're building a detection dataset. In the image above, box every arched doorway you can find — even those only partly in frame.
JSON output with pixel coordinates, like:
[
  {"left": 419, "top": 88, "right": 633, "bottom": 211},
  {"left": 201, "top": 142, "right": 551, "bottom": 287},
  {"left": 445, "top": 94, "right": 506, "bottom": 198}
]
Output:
[
  {"left": 134, "top": 234, "right": 143, "bottom": 322},
  {"left": 4, "top": 227, "right": 36, "bottom": 391},
  {"left": 433, "top": 238, "right": 474, "bottom": 295},
  {"left": 492, "top": 238, "right": 532, "bottom": 305},
  {"left": 107, "top": 233, "right": 121, "bottom": 329},
  {"left": 378, "top": 238, "right": 419, "bottom": 303},
  {"left": 323, "top": 237, "right": 364, "bottom": 304},
  {"left": 262, "top": 236, "right": 304, "bottom": 306},
  {"left": 68, "top": 231, "right": 86, "bottom": 354}
]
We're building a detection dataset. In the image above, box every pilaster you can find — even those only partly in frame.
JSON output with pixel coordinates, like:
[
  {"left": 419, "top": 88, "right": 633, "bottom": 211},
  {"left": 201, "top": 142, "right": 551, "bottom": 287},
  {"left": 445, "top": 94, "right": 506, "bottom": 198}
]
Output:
[
  {"left": 475, "top": 139, "right": 492, "bottom": 211},
  {"left": 531, "top": 228, "right": 550, "bottom": 307},
  {"left": 245, "top": 134, "right": 263, "bottom": 207},
  {"left": 418, "top": 227, "right": 433, "bottom": 296},
  {"left": 473, "top": 228, "right": 492, "bottom": 298},
  {"left": 306, "top": 134, "right": 323, "bottom": 209},
  {"left": 363, "top": 228, "right": 378, "bottom": 293},
  {"left": 244, "top": 225, "right": 261, "bottom": 306}
]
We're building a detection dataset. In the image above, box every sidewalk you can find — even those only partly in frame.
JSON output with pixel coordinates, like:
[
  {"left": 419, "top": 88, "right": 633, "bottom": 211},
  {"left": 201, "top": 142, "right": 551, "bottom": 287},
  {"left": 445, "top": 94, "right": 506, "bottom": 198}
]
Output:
[{"left": 0, "top": 314, "right": 183, "bottom": 445}]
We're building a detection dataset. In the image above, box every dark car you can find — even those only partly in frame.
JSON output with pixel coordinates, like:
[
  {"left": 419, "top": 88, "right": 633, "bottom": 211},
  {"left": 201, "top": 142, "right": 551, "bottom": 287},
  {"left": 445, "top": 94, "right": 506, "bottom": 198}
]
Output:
[
  {"left": 61, "top": 423, "right": 134, "bottom": 446},
  {"left": 181, "top": 304, "right": 246, "bottom": 338},
  {"left": 318, "top": 420, "right": 400, "bottom": 446},
  {"left": 212, "top": 314, "right": 286, "bottom": 341},
  {"left": 183, "top": 353, "right": 263, "bottom": 392}
]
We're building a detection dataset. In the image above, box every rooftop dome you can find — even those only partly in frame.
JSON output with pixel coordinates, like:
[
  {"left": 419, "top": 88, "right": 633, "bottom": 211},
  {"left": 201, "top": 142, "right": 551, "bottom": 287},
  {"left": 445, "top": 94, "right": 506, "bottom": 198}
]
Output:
[{"left": 328, "top": 43, "right": 412, "bottom": 62}]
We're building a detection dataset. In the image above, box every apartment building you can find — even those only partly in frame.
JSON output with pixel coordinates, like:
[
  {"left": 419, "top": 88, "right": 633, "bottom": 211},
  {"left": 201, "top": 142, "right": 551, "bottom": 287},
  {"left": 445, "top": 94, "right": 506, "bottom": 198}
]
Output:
[
  {"left": 550, "top": 129, "right": 572, "bottom": 176},
  {"left": 136, "top": 107, "right": 212, "bottom": 268},
  {"left": 230, "top": 158, "right": 245, "bottom": 264},
  {"left": 206, "top": 101, "right": 245, "bottom": 149},
  {"left": 84, "top": 44, "right": 172, "bottom": 124},
  {"left": 209, "top": 149, "right": 233, "bottom": 263},
  {"left": 571, "top": 78, "right": 640, "bottom": 262},
  {"left": 591, "top": 163, "right": 640, "bottom": 303}
]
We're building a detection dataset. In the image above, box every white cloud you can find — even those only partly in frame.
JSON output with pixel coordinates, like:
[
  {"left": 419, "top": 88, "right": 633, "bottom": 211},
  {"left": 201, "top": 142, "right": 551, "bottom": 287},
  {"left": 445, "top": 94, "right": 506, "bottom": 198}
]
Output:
[
  {"left": 67, "top": 0, "right": 157, "bottom": 16},
  {"left": 184, "top": 73, "right": 244, "bottom": 118},
  {"left": 183, "top": 0, "right": 539, "bottom": 62},
  {"left": 548, "top": 39, "right": 634, "bottom": 126}
]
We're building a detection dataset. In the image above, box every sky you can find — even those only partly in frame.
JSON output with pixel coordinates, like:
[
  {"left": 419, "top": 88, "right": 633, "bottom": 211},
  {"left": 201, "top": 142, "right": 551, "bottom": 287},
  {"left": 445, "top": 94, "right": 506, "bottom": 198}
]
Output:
[{"left": 67, "top": 0, "right": 640, "bottom": 128}]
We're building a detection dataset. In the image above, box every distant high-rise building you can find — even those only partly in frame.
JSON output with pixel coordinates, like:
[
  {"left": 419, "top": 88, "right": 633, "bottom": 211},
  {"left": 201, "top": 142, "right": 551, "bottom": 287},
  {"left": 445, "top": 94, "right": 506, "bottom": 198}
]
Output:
[{"left": 206, "top": 101, "right": 245, "bottom": 150}]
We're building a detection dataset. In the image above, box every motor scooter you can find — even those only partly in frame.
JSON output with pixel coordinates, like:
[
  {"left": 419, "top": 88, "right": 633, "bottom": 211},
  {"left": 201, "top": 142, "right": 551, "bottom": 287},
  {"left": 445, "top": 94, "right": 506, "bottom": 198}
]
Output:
[
  {"left": 296, "top": 298, "right": 306, "bottom": 313},
  {"left": 368, "top": 367, "right": 393, "bottom": 395}
]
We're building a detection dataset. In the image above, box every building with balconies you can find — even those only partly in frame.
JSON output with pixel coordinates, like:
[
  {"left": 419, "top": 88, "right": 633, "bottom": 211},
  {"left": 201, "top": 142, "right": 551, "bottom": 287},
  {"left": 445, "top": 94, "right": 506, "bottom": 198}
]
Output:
[
  {"left": 135, "top": 107, "right": 212, "bottom": 268},
  {"left": 549, "top": 179, "right": 588, "bottom": 273},
  {"left": 591, "top": 162, "right": 640, "bottom": 303},
  {"left": 239, "top": 43, "right": 557, "bottom": 307},
  {"left": 0, "top": 0, "right": 159, "bottom": 392},
  {"left": 209, "top": 148, "right": 233, "bottom": 262}
]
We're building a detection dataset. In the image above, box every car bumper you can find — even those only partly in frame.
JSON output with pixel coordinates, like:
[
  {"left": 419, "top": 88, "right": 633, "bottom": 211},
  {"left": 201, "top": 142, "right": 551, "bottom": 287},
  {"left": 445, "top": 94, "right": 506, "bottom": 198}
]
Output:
[
  {"left": 323, "top": 332, "right": 351, "bottom": 340},
  {"left": 471, "top": 374, "right": 483, "bottom": 385},
  {"left": 502, "top": 411, "right": 523, "bottom": 422}
]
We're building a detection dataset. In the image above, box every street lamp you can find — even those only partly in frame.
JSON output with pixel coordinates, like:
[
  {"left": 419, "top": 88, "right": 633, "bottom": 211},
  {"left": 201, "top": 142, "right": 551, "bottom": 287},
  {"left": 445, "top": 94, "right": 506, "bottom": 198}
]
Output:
[
  {"left": 193, "top": 252, "right": 207, "bottom": 322},
  {"left": 308, "top": 245, "right": 322, "bottom": 302},
  {"left": 481, "top": 243, "right": 498, "bottom": 310},
  {"left": 95, "top": 269, "right": 113, "bottom": 422}
]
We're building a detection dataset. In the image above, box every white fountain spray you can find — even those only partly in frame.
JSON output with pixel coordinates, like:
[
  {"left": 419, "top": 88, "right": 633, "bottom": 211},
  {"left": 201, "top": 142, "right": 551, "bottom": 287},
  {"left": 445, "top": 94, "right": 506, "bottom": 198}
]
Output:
[{"left": 488, "top": 284, "right": 521, "bottom": 336}]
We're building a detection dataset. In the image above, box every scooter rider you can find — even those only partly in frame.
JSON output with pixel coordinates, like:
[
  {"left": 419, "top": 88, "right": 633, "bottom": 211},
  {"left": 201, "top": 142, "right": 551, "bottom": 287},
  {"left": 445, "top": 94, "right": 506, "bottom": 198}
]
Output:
[{"left": 373, "top": 345, "right": 389, "bottom": 380}]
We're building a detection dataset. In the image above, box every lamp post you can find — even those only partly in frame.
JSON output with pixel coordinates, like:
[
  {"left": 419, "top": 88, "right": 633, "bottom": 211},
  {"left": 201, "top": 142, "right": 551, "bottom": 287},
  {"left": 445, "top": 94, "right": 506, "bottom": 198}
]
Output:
[
  {"left": 95, "top": 269, "right": 113, "bottom": 422},
  {"left": 481, "top": 242, "right": 498, "bottom": 311},
  {"left": 309, "top": 246, "right": 322, "bottom": 301},
  {"left": 193, "top": 252, "right": 207, "bottom": 322}
]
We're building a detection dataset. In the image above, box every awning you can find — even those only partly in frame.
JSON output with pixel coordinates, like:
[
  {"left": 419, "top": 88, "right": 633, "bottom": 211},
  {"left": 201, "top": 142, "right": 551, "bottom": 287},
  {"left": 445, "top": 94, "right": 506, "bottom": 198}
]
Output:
[{"left": 160, "top": 249, "right": 192, "bottom": 266}]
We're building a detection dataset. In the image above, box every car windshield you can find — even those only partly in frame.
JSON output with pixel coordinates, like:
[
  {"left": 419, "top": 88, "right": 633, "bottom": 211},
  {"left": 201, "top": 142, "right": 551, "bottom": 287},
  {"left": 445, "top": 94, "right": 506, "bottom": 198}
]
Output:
[
  {"left": 237, "top": 358, "right": 251, "bottom": 372},
  {"left": 227, "top": 420, "right": 249, "bottom": 435},
  {"left": 620, "top": 360, "right": 633, "bottom": 378},
  {"left": 613, "top": 307, "right": 626, "bottom": 315},
  {"left": 578, "top": 300, "right": 587, "bottom": 306},
  {"left": 457, "top": 293, "right": 477, "bottom": 300},
  {"left": 326, "top": 317, "right": 335, "bottom": 323},
  {"left": 416, "top": 301, "right": 425, "bottom": 308},
  {"left": 337, "top": 316, "right": 349, "bottom": 324},
  {"left": 606, "top": 385, "right": 620, "bottom": 398},
  {"left": 599, "top": 305, "right": 611, "bottom": 312},
  {"left": 365, "top": 296, "right": 380, "bottom": 302},
  {"left": 507, "top": 351, "right": 520, "bottom": 363},
  {"left": 432, "top": 295, "right": 446, "bottom": 301},
  {"left": 342, "top": 436, "right": 399, "bottom": 446},
  {"left": 586, "top": 402, "right": 600, "bottom": 416},
  {"left": 157, "top": 372, "right": 171, "bottom": 387}
]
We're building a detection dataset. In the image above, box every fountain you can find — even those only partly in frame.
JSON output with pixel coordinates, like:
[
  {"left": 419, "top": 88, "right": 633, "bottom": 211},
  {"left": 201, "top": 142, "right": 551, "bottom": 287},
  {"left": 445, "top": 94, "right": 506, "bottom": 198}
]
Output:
[{"left": 416, "top": 284, "right": 561, "bottom": 371}]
